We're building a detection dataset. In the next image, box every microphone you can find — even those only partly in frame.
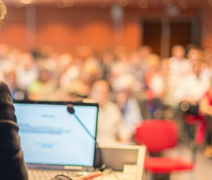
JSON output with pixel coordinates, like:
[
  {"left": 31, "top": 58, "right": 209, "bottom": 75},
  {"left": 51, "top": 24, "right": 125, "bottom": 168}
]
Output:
[
  {"left": 67, "top": 104, "right": 104, "bottom": 170},
  {"left": 67, "top": 104, "right": 95, "bottom": 140},
  {"left": 67, "top": 104, "right": 75, "bottom": 114}
]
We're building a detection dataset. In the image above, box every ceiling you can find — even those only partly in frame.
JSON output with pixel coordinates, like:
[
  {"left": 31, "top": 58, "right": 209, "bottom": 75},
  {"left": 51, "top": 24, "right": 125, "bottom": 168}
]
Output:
[{"left": 2, "top": 0, "right": 212, "bottom": 8}]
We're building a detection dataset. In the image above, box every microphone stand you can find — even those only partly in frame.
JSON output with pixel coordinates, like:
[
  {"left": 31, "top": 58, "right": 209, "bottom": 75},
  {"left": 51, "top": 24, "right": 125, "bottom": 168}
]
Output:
[
  {"left": 73, "top": 113, "right": 95, "bottom": 140},
  {"left": 67, "top": 104, "right": 105, "bottom": 171}
]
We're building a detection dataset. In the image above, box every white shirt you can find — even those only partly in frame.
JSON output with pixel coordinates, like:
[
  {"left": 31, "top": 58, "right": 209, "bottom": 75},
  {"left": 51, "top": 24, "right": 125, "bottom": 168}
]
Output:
[
  {"left": 176, "top": 73, "right": 210, "bottom": 102},
  {"left": 60, "top": 66, "right": 80, "bottom": 88},
  {"left": 165, "top": 57, "right": 192, "bottom": 106},
  {"left": 97, "top": 101, "right": 123, "bottom": 145},
  {"left": 16, "top": 67, "right": 38, "bottom": 89},
  {"left": 169, "top": 57, "right": 192, "bottom": 78},
  {"left": 149, "top": 73, "right": 165, "bottom": 97}
]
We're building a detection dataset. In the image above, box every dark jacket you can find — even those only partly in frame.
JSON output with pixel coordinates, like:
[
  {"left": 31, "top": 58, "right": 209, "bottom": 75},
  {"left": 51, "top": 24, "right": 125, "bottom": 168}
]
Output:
[{"left": 0, "top": 81, "right": 28, "bottom": 180}]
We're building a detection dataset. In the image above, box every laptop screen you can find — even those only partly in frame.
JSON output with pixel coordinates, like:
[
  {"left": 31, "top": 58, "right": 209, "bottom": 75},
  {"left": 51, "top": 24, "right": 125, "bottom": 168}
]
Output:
[{"left": 13, "top": 101, "right": 98, "bottom": 167}]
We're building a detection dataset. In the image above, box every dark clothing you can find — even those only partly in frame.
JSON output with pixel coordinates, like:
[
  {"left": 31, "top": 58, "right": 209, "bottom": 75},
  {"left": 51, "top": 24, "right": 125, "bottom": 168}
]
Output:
[
  {"left": 0, "top": 81, "right": 28, "bottom": 180},
  {"left": 202, "top": 91, "right": 212, "bottom": 145},
  {"left": 205, "top": 115, "right": 212, "bottom": 145}
]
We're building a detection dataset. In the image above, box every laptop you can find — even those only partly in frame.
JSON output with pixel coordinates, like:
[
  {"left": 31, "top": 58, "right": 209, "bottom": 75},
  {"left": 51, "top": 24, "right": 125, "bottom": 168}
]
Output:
[{"left": 13, "top": 100, "right": 99, "bottom": 179}]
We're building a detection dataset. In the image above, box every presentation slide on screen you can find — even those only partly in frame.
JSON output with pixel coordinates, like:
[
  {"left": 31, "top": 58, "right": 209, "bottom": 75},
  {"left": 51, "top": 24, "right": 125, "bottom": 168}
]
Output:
[{"left": 14, "top": 103, "right": 98, "bottom": 166}]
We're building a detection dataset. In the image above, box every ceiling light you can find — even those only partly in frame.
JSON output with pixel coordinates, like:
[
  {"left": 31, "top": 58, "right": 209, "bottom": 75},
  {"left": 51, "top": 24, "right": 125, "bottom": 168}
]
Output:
[
  {"left": 118, "top": 0, "right": 129, "bottom": 7},
  {"left": 56, "top": 2, "right": 65, "bottom": 8},
  {"left": 208, "top": 0, "right": 212, "bottom": 7},
  {"left": 20, "top": 0, "right": 33, "bottom": 4},
  {"left": 163, "top": 0, "right": 173, "bottom": 7},
  {"left": 138, "top": 0, "right": 148, "bottom": 9},
  {"left": 14, "top": 2, "right": 24, "bottom": 8},
  {"left": 63, "top": 0, "right": 74, "bottom": 7},
  {"left": 98, "top": 2, "right": 108, "bottom": 8},
  {"left": 179, "top": 0, "right": 187, "bottom": 9}
]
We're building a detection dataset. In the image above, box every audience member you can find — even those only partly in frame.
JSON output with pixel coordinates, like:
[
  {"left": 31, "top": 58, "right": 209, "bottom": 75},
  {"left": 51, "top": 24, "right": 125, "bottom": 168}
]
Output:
[
  {"left": 144, "top": 54, "right": 165, "bottom": 118},
  {"left": 170, "top": 45, "right": 192, "bottom": 77},
  {"left": 3, "top": 68, "right": 28, "bottom": 100},
  {"left": 177, "top": 61, "right": 209, "bottom": 105},
  {"left": 187, "top": 48, "right": 203, "bottom": 63},
  {"left": 101, "top": 50, "right": 115, "bottom": 81},
  {"left": 64, "top": 60, "right": 103, "bottom": 99},
  {"left": 177, "top": 61, "right": 209, "bottom": 141},
  {"left": 137, "top": 45, "right": 152, "bottom": 71},
  {"left": 110, "top": 48, "right": 129, "bottom": 83},
  {"left": 126, "top": 51, "right": 145, "bottom": 91},
  {"left": 58, "top": 53, "right": 79, "bottom": 89},
  {"left": 27, "top": 66, "right": 57, "bottom": 100},
  {"left": 2, "top": 39, "right": 212, "bottom": 147},
  {"left": 16, "top": 53, "right": 38, "bottom": 90},
  {"left": 114, "top": 74, "right": 143, "bottom": 143},
  {"left": 199, "top": 76, "right": 212, "bottom": 158},
  {"left": 165, "top": 45, "right": 192, "bottom": 107},
  {"left": 145, "top": 54, "right": 164, "bottom": 98},
  {"left": 89, "top": 80, "right": 123, "bottom": 144},
  {"left": 202, "top": 48, "right": 212, "bottom": 78}
]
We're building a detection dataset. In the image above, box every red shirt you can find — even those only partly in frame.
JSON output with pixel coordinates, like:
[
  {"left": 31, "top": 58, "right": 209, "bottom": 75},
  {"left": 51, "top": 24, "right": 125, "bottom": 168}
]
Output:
[{"left": 203, "top": 90, "right": 212, "bottom": 106}]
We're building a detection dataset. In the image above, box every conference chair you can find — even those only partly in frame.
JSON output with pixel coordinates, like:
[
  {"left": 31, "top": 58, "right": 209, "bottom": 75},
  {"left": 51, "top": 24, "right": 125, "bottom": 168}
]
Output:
[{"left": 134, "top": 120, "right": 194, "bottom": 180}]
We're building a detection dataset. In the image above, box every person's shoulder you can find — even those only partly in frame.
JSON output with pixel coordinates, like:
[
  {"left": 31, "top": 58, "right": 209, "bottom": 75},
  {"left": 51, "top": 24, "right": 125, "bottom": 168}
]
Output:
[
  {"left": 0, "top": 80, "right": 12, "bottom": 99},
  {"left": 106, "top": 101, "right": 119, "bottom": 108},
  {"left": 0, "top": 80, "right": 9, "bottom": 90},
  {"left": 0, "top": 81, "right": 13, "bottom": 100},
  {"left": 105, "top": 101, "right": 122, "bottom": 114},
  {"left": 0, "top": 80, "right": 6, "bottom": 85}
]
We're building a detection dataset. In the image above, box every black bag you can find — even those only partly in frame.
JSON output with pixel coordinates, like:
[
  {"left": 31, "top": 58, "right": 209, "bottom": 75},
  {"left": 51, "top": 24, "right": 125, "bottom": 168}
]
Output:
[
  {"left": 181, "top": 102, "right": 199, "bottom": 116},
  {"left": 51, "top": 175, "right": 72, "bottom": 180}
]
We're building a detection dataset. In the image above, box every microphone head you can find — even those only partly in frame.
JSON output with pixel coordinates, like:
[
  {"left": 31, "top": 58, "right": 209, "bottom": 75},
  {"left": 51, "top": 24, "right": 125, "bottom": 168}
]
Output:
[{"left": 67, "top": 104, "right": 75, "bottom": 114}]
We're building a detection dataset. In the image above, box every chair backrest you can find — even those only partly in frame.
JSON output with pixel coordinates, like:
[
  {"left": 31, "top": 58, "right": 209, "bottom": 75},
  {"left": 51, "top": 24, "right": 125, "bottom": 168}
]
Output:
[{"left": 134, "top": 120, "right": 178, "bottom": 154}]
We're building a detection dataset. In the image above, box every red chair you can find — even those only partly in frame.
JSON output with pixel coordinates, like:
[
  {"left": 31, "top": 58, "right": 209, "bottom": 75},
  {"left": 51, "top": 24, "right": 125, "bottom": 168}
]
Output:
[{"left": 134, "top": 120, "right": 194, "bottom": 180}]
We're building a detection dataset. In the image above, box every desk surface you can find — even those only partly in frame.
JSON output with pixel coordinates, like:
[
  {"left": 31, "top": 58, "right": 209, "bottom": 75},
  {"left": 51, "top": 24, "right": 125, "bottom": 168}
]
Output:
[
  {"left": 92, "top": 172, "right": 124, "bottom": 180},
  {"left": 28, "top": 145, "right": 146, "bottom": 180}
]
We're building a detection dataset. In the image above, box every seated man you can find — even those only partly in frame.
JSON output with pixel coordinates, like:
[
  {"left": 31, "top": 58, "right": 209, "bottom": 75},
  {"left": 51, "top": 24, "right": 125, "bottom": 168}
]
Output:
[
  {"left": 176, "top": 61, "right": 209, "bottom": 141},
  {"left": 89, "top": 80, "right": 123, "bottom": 144}
]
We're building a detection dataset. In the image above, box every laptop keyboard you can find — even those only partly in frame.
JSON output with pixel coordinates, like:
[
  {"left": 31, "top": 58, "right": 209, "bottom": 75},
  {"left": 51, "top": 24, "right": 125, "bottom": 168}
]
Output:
[{"left": 28, "top": 169, "right": 76, "bottom": 180}]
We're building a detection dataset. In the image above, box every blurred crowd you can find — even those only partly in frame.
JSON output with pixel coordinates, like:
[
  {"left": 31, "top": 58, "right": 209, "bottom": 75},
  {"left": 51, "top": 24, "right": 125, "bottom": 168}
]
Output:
[{"left": 1, "top": 43, "right": 212, "bottom": 154}]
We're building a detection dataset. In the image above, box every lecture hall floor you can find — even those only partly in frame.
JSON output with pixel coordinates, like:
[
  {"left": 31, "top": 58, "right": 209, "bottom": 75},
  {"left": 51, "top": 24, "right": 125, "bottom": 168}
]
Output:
[{"left": 163, "top": 145, "right": 212, "bottom": 180}]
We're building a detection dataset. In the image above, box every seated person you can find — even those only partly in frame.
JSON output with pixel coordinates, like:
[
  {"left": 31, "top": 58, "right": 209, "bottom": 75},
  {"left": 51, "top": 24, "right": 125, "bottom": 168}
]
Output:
[
  {"left": 176, "top": 61, "right": 209, "bottom": 140},
  {"left": 144, "top": 54, "right": 165, "bottom": 118},
  {"left": 27, "top": 66, "right": 57, "bottom": 100},
  {"left": 113, "top": 74, "right": 143, "bottom": 143},
  {"left": 3, "top": 68, "right": 28, "bottom": 100},
  {"left": 177, "top": 61, "right": 209, "bottom": 111},
  {"left": 199, "top": 76, "right": 212, "bottom": 158},
  {"left": 89, "top": 80, "right": 123, "bottom": 144}
]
